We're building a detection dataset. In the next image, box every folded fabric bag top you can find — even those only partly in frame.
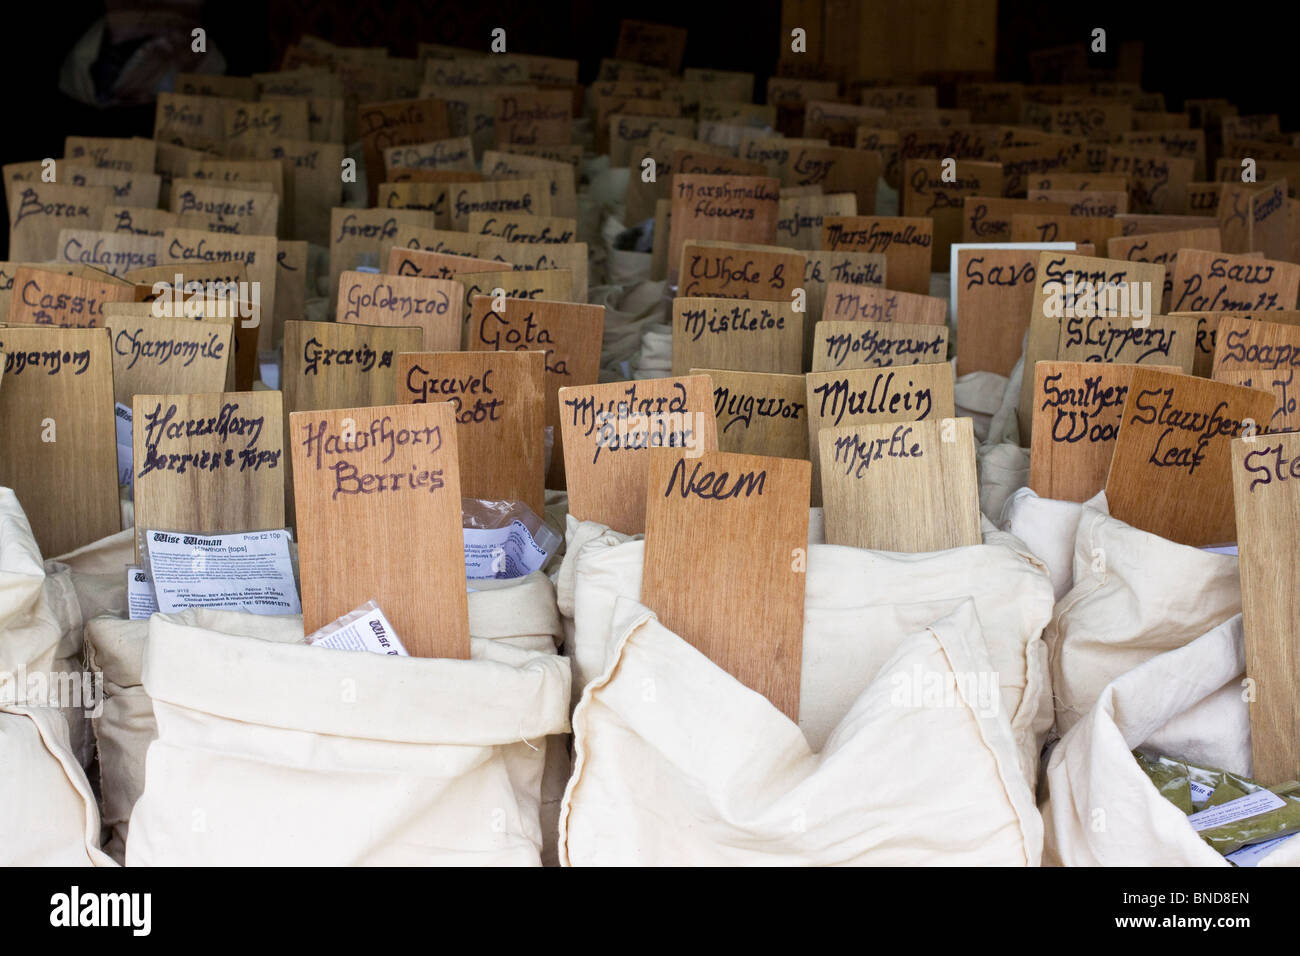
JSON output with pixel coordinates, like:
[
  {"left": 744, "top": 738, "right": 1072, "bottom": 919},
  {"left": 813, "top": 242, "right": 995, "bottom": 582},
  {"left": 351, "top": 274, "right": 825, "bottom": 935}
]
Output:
[
  {"left": 560, "top": 598, "right": 1042, "bottom": 866},
  {"left": 127, "top": 607, "right": 571, "bottom": 866}
]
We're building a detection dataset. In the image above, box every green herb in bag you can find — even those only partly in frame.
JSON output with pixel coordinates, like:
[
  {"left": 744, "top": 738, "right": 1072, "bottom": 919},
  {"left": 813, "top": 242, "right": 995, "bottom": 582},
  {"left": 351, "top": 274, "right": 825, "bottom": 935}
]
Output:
[
  {"left": 1134, "top": 751, "right": 1193, "bottom": 814},
  {"left": 1190, "top": 782, "right": 1300, "bottom": 855}
]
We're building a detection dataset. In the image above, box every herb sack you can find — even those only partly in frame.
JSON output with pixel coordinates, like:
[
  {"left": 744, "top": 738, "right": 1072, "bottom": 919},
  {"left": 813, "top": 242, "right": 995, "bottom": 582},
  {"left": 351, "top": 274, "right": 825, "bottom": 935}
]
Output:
[{"left": 125, "top": 582, "right": 570, "bottom": 866}]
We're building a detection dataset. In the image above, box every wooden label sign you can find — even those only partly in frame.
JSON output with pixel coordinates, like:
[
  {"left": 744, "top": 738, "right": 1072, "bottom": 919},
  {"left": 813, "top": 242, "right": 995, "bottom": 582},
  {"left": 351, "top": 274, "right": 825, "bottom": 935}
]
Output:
[
  {"left": 282, "top": 320, "right": 422, "bottom": 416},
  {"left": 962, "top": 197, "right": 1070, "bottom": 243},
  {"left": 1105, "top": 150, "right": 1194, "bottom": 215},
  {"left": 1025, "top": 188, "right": 1128, "bottom": 217},
  {"left": 387, "top": 245, "right": 499, "bottom": 280},
  {"left": 103, "top": 206, "right": 179, "bottom": 237},
  {"left": 610, "top": 116, "right": 694, "bottom": 168},
  {"left": 170, "top": 180, "right": 280, "bottom": 237},
  {"left": 1028, "top": 172, "right": 1128, "bottom": 193},
  {"left": 902, "top": 159, "right": 1004, "bottom": 268},
  {"left": 105, "top": 313, "right": 233, "bottom": 405},
  {"left": 395, "top": 350, "right": 545, "bottom": 514},
  {"left": 65, "top": 135, "right": 155, "bottom": 173},
  {"left": 132, "top": 390, "right": 285, "bottom": 561},
  {"left": 477, "top": 239, "right": 589, "bottom": 304},
  {"left": 678, "top": 242, "right": 805, "bottom": 300},
  {"left": 64, "top": 164, "right": 162, "bottom": 209},
  {"left": 1106, "top": 368, "right": 1274, "bottom": 546},
  {"left": 336, "top": 270, "right": 463, "bottom": 351},
  {"left": 1217, "top": 368, "right": 1300, "bottom": 434},
  {"left": 802, "top": 250, "right": 886, "bottom": 369},
  {"left": 671, "top": 297, "right": 802, "bottom": 377},
  {"left": 821, "top": 215, "right": 933, "bottom": 295},
  {"left": 465, "top": 295, "right": 603, "bottom": 488},
  {"left": 954, "top": 246, "right": 1052, "bottom": 377},
  {"left": 386, "top": 224, "right": 485, "bottom": 260},
  {"left": 480, "top": 149, "right": 578, "bottom": 218},
  {"left": 224, "top": 138, "right": 344, "bottom": 247},
  {"left": 692, "top": 367, "right": 808, "bottom": 460},
  {"left": 1170, "top": 249, "right": 1300, "bottom": 313},
  {"left": 776, "top": 193, "right": 857, "bottom": 251},
  {"left": 120, "top": 262, "right": 258, "bottom": 391},
  {"left": 162, "top": 228, "right": 279, "bottom": 351},
  {"left": 358, "top": 98, "right": 451, "bottom": 203},
  {"left": 289, "top": 402, "right": 469, "bottom": 659},
  {"left": 1019, "top": 252, "right": 1166, "bottom": 443},
  {"left": 558, "top": 375, "right": 717, "bottom": 534},
  {"left": 1057, "top": 313, "right": 1197, "bottom": 370},
  {"left": 494, "top": 90, "right": 572, "bottom": 146},
  {"left": 383, "top": 136, "right": 477, "bottom": 176},
  {"left": 224, "top": 100, "right": 310, "bottom": 144},
  {"left": 641, "top": 448, "right": 809, "bottom": 721},
  {"left": 823, "top": 282, "right": 946, "bottom": 326},
  {"left": 448, "top": 178, "right": 552, "bottom": 231},
  {"left": 818, "top": 417, "right": 980, "bottom": 553},
  {"left": 803, "top": 101, "right": 884, "bottom": 146},
  {"left": 812, "top": 321, "right": 948, "bottom": 372},
  {"left": 1213, "top": 315, "right": 1300, "bottom": 379},
  {"left": 467, "top": 212, "right": 576, "bottom": 244},
  {"left": 1230, "top": 430, "right": 1300, "bottom": 784},
  {"left": 456, "top": 269, "right": 572, "bottom": 314},
  {"left": 1105, "top": 228, "right": 1222, "bottom": 312},
  {"left": 805, "top": 364, "right": 956, "bottom": 505},
  {"left": 56, "top": 229, "right": 162, "bottom": 276},
  {"left": 1010, "top": 212, "right": 1122, "bottom": 247},
  {"left": 668, "top": 174, "right": 781, "bottom": 284},
  {"left": 0, "top": 327, "right": 119, "bottom": 556},
  {"left": 328, "top": 208, "right": 434, "bottom": 310},
  {"left": 779, "top": 145, "right": 881, "bottom": 214},
  {"left": 615, "top": 19, "right": 686, "bottom": 72},
  {"left": 1029, "top": 361, "right": 1179, "bottom": 502},
  {"left": 7, "top": 266, "right": 136, "bottom": 328},
  {"left": 8, "top": 183, "right": 112, "bottom": 262}
]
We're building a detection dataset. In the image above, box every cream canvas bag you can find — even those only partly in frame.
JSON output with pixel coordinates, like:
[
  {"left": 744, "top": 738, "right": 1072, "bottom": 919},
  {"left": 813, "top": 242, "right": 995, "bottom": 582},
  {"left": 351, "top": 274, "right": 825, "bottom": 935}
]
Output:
[
  {"left": 560, "top": 599, "right": 1041, "bottom": 866},
  {"left": 126, "top": 604, "right": 571, "bottom": 866}
]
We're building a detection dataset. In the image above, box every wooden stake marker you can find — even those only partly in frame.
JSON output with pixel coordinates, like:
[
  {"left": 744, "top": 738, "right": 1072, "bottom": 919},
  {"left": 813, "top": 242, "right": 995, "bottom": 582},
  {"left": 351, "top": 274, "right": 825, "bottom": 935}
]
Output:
[
  {"left": 805, "top": 364, "right": 956, "bottom": 506},
  {"left": 811, "top": 321, "right": 948, "bottom": 372},
  {"left": 821, "top": 215, "right": 934, "bottom": 295},
  {"left": 671, "top": 296, "right": 802, "bottom": 377},
  {"left": 1018, "top": 252, "right": 1166, "bottom": 444},
  {"left": 558, "top": 375, "right": 717, "bottom": 534},
  {"left": 105, "top": 313, "right": 234, "bottom": 405},
  {"left": 642, "top": 448, "right": 810, "bottom": 722},
  {"left": 1106, "top": 368, "right": 1274, "bottom": 546},
  {"left": 1230, "top": 430, "right": 1300, "bottom": 783},
  {"left": 336, "top": 270, "right": 464, "bottom": 351},
  {"left": 822, "top": 281, "right": 946, "bottom": 326},
  {"left": 395, "top": 350, "right": 546, "bottom": 515},
  {"left": 691, "top": 367, "right": 808, "bottom": 460},
  {"left": 818, "top": 417, "right": 980, "bottom": 553},
  {"left": 0, "top": 327, "right": 119, "bottom": 557},
  {"left": 290, "top": 401, "right": 469, "bottom": 659},
  {"left": 132, "top": 391, "right": 285, "bottom": 562},
  {"left": 465, "top": 296, "right": 604, "bottom": 489},
  {"left": 678, "top": 241, "right": 805, "bottom": 301},
  {"left": 1029, "top": 361, "right": 1181, "bottom": 503}
]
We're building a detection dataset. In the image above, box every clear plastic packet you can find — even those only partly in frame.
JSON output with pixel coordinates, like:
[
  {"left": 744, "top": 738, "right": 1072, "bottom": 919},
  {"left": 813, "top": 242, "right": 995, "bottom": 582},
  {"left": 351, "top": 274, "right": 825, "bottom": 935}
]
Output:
[
  {"left": 1193, "top": 781, "right": 1300, "bottom": 856},
  {"left": 462, "top": 498, "right": 562, "bottom": 580},
  {"left": 1137, "top": 750, "right": 1300, "bottom": 858},
  {"left": 305, "top": 599, "right": 408, "bottom": 656},
  {"left": 1134, "top": 751, "right": 1193, "bottom": 814}
]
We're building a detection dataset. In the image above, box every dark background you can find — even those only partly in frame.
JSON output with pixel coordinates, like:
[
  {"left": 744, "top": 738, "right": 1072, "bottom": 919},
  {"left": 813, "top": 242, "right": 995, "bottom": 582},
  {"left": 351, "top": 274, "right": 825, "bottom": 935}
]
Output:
[{"left": 0, "top": 0, "right": 1292, "bottom": 248}]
